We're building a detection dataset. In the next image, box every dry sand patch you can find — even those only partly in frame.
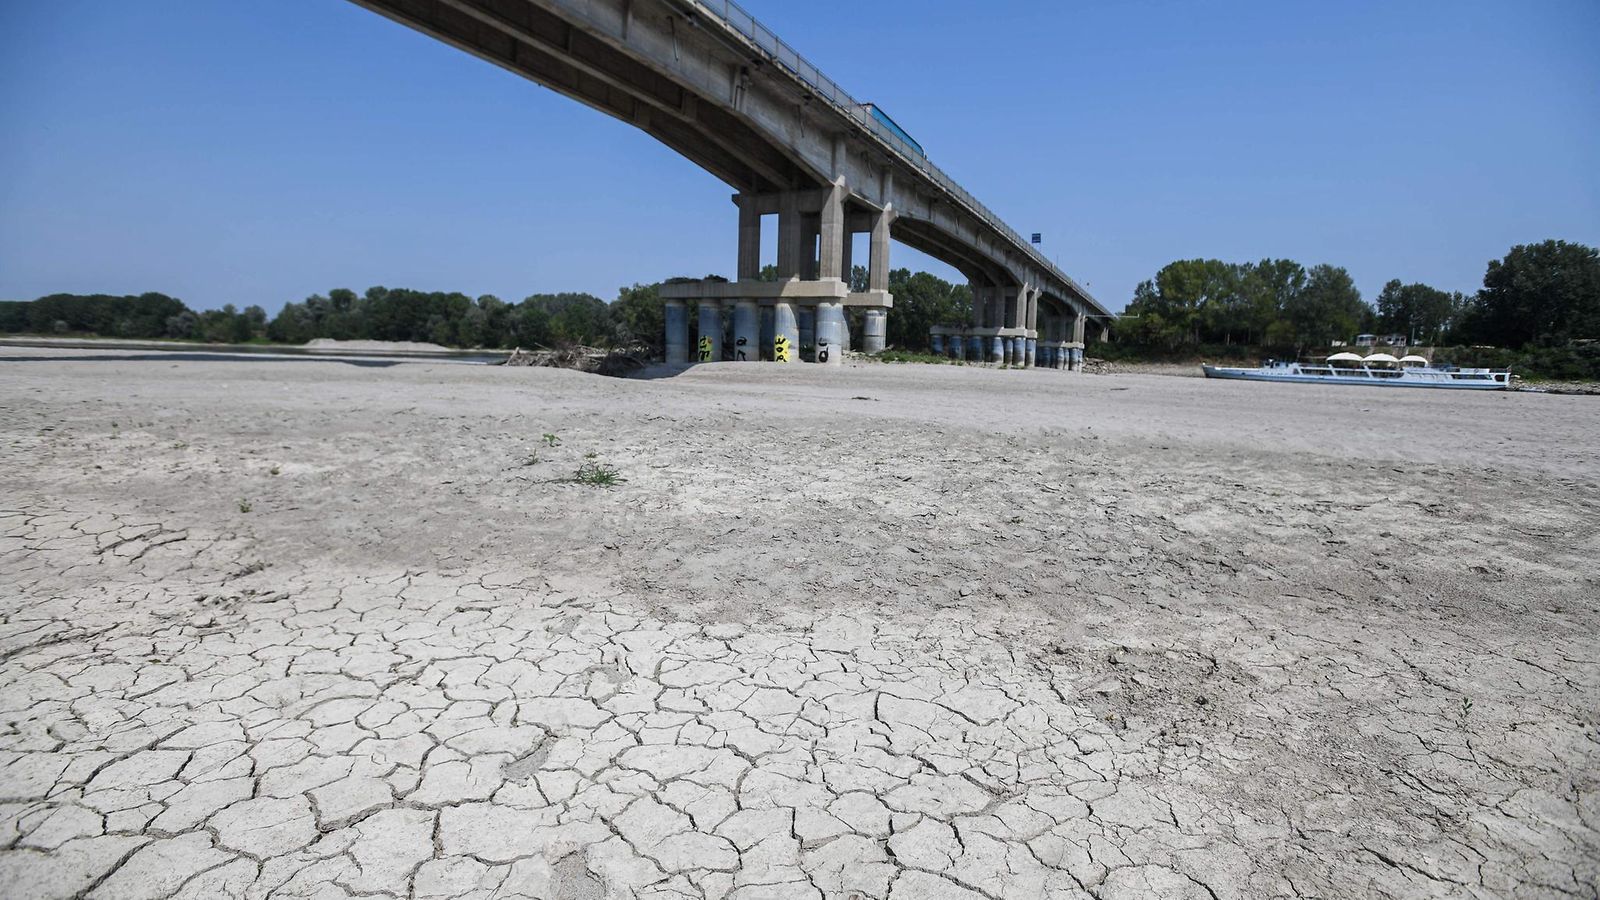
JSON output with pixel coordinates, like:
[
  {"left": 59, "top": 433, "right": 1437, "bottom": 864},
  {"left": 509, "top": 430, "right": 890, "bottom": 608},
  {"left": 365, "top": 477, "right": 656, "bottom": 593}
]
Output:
[{"left": 1, "top": 348, "right": 1596, "bottom": 898}]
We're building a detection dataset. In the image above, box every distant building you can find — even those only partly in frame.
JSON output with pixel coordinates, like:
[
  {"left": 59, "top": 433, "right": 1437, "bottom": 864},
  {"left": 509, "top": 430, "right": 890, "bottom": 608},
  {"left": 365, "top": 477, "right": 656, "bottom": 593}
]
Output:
[{"left": 1355, "top": 333, "right": 1376, "bottom": 347}]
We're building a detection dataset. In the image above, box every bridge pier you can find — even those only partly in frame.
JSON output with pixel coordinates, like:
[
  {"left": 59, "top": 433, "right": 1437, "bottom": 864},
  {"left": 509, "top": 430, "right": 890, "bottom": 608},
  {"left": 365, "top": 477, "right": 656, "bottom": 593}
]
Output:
[
  {"left": 862, "top": 308, "right": 886, "bottom": 355},
  {"left": 697, "top": 300, "right": 723, "bottom": 362},
  {"left": 798, "top": 307, "right": 816, "bottom": 359},
  {"left": 665, "top": 300, "right": 689, "bottom": 364},
  {"left": 732, "top": 299, "right": 759, "bottom": 362},
  {"left": 774, "top": 302, "right": 799, "bottom": 362},
  {"left": 816, "top": 302, "right": 845, "bottom": 365}
]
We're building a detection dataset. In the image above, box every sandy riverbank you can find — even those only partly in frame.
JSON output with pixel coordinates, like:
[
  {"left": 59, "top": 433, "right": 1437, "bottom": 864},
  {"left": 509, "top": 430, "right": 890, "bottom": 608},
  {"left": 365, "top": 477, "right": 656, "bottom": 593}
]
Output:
[{"left": 2, "top": 348, "right": 1595, "bottom": 898}]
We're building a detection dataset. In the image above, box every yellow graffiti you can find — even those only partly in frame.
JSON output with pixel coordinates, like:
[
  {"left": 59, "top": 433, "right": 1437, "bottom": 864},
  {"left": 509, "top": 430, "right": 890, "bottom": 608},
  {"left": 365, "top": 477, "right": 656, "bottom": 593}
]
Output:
[
  {"left": 697, "top": 336, "right": 713, "bottom": 362},
  {"left": 773, "top": 335, "right": 791, "bottom": 362}
]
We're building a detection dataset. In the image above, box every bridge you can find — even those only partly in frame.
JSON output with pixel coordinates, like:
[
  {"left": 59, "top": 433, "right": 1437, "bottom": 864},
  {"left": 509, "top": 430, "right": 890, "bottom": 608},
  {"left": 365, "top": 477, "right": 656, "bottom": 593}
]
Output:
[{"left": 349, "top": 0, "right": 1108, "bottom": 369}]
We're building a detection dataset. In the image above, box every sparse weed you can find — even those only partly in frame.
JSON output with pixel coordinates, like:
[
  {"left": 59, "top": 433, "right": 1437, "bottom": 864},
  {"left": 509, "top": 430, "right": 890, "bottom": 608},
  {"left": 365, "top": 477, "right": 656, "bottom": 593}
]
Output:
[
  {"left": 269, "top": 465, "right": 281, "bottom": 476},
  {"left": 237, "top": 498, "right": 253, "bottom": 513},
  {"left": 542, "top": 433, "right": 561, "bottom": 447},
  {"left": 584, "top": 451, "right": 599, "bottom": 459},
  {"left": 1458, "top": 696, "right": 1474, "bottom": 724},
  {"left": 520, "top": 452, "right": 539, "bottom": 467},
  {"left": 571, "top": 462, "right": 623, "bottom": 486}
]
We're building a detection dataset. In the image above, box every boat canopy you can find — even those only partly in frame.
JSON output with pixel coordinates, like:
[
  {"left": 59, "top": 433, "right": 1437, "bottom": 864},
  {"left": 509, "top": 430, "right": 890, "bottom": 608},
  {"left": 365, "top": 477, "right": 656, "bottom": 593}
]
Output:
[
  {"left": 1400, "top": 355, "right": 1429, "bottom": 365},
  {"left": 1327, "top": 352, "right": 1363, "bottom": 362},
  {"left": 1363, "top": 353, "right": 1400, "bottom": 364}
]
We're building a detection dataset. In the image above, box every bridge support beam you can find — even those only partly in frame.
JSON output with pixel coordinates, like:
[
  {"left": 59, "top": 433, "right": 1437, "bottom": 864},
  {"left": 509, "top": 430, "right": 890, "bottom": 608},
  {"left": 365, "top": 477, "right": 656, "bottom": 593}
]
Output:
[
  {"left": 816, "top": 302, "right": 845, "bottom": 365},
  {"left": 665, "top": 300, "right": 689, "bottom": 363},
  {"left": 863, "top": 309, "right": 887, "bottom": 355},
  {"left": 732, "top": 299, "right": 759, "bottom": 361},
  {"left": 697, "top": 300, "right": 723, "bottom": 362},
  {"left": 869, "top": 207, "right": 892, "bottom": 293},
  {"left": 774, "top": 302, "right": 798, "bottom": 362}
]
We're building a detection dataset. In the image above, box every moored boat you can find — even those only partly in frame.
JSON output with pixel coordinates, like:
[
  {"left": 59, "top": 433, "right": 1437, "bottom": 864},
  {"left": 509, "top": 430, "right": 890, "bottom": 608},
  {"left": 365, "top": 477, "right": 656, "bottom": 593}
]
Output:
[{"left": 1201, "top": 354, "right": 1512, "bottom": 390}]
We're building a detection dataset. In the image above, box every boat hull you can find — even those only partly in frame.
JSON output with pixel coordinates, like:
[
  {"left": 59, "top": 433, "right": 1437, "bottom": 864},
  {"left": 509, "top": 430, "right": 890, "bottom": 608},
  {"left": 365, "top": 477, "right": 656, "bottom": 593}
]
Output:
[{"left": 1201, "top": 364, "right": 1510, "bottom": 390}]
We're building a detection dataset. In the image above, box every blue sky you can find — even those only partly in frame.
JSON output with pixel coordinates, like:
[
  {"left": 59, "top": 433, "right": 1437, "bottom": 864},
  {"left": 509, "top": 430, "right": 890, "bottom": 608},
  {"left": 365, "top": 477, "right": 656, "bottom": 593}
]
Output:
[{"left": 2, "top": 0, "right": 1596, "bottom": 313}]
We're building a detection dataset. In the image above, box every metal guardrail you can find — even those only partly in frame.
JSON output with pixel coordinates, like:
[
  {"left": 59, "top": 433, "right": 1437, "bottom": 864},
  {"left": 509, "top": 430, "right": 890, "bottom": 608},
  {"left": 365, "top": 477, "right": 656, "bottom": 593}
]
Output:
[{"left": 688, "top": 0, "right": 1095, "bottom": 306}]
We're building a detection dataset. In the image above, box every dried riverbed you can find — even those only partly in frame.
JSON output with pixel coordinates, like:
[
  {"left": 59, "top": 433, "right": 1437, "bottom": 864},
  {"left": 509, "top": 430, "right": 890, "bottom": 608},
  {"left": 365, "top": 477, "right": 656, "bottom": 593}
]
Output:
[{"left": 2, "top": 348, "right": 1596, "bottom": 899}]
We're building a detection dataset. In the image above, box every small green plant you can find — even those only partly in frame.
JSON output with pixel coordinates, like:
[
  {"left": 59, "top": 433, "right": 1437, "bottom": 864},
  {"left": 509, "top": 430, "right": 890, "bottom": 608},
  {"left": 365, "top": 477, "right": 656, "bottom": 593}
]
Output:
[
  {"left": 269, "top": 465, "right": 281, "bottom": 476},
  {"left": 1458, "top": 696, "right": 1474, "bottom": 724},
  {"left": 584, "top": 451, "right": 599, "bottom": 459},
  {"left": 237, "top": 498, "right": 253, "bottom": 513},
  {"left": 542, "top": 433, "right": 561, "bottom": 447},
  {"left": 520, "top": 453, "right": 539, "bottom": 467},
  {"left": 571, "top": 462, "right": 623, "bottom": 486}
]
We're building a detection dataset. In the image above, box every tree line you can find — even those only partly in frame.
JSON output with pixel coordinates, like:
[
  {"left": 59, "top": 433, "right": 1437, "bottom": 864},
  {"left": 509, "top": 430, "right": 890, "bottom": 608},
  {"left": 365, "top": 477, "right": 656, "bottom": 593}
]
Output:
[
  {"left": 0, "top": 287, "right": 667, "bottom": 352},
  {"left": 5, "top": 239, "right": 1590, "bottom": 366},
  {"left": 1120, "top": 239, "right": 1599, "bottom": 353},
  {"left": 0, "top": 264, "right": 973, "bottom": 358}
]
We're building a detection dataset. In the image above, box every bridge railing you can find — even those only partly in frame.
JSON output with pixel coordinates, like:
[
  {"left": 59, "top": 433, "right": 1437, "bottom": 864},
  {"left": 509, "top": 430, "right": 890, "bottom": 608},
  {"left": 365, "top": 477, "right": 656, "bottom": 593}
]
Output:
[{"left": 690, "top": 0, "right": 1092, "bottom": 304}]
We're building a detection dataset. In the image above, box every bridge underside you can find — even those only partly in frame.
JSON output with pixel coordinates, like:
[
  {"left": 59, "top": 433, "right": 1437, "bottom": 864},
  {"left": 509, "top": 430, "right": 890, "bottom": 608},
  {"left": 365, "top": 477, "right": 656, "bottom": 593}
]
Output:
[{"left": 350, "top": 0, "right": 1102, "bottom": 368}]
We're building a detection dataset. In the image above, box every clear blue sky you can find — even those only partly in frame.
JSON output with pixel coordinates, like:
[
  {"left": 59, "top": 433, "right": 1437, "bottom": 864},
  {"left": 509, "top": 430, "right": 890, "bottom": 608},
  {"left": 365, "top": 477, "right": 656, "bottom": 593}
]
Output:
[{"left": 2, "top": 0, "right": 1596, "bottom": 313}]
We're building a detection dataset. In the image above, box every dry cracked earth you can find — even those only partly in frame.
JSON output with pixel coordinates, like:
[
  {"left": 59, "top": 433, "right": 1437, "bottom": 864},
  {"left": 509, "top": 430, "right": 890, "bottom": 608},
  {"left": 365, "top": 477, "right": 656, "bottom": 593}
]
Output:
[{"left": 1, "top": 348, "right": 1597, "bottom": 899}]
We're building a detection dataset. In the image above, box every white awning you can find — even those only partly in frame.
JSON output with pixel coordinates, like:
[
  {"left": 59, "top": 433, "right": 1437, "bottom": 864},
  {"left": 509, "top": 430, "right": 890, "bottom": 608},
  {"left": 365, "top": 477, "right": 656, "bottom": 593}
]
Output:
[
  {"left": 1327, "top": 352, "right": 1363, "bottom": 362},
  {"left": 1400, "top": 355, "right": 1429, "bottom": 364},
  {"left": 1363, "top": 353, "right": 1400, "bottom": 364}
]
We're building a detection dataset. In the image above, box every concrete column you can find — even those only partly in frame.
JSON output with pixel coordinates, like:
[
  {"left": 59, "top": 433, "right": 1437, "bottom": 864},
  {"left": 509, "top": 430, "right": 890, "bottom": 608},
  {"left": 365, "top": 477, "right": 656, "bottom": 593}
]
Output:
[
  {"left": 840, "top": 229, "right": 855, "bottom": 287},
  {"left": 968, "top": 335, "right": 983, "bottom": 362},
  {"left": 841, "top": 311, "right": 853, "bottom": 353},
  {"left": 664, "top": 300, "right": 689, "bottom": 363},
  {"left": 930, "top": 333, "right": 944, "bottom": 356},
  {"left": 798, "top": 306, "right": 816, "bottom": 358},
  {"left": 989, "top": 335, "right": 1004, "bottom": 365},
  {"left": 953, "top": 332, "right": 966, "bottom": 361},
  {"left": 696, "top": 301, "right": 722, "bottom": 362},
  {"left": 737, "top": 195, "right": 761, "bottom": 281},
  {"left": 1073, "top": 347, "right": 1084, "bottom": 371},
  {"left": 1073, "top": 313, "right": 1086, "bottom": 345},
  {"left": 777, "top": 193, "right": 803, "bottom": 279},
  {"left": 801, "top": 214, "right": 821, "bottom": 281},
  {"left": 773, "top": 302, "right": 799, "bottom": 363},
  {"left": 1001, "top": 337, "right": 1013, "bottom": 366},
  {"left": 732, "top": 300, "right": 759, "bottom": 361},
  {"left": 815, "top": 302, "right": 845, "bottom": 365},
  {"left": 863, "top": 309, "right": 887, "bottom": 354},
  {"left": 869, "top": 207, "right": 892, "bottom": 292},
  {"left": 759, "top": 306, "right": 775, "bottom": 360},
  {"left": 1026, "top": 338, "right": 1037, "bottom": 368},
  {"left": 819, "top": 180, "right": 846, "bottom": 281},
  {"left": 1039, "top": 343, "right": 1051, "bottom": 369}
]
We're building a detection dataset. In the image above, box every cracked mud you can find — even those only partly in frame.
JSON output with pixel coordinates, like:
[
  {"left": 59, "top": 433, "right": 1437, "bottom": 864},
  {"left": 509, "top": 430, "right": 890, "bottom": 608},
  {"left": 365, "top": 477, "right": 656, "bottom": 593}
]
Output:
[{"left": 1, "top": 349, "right": 1597, "bottom": 898}]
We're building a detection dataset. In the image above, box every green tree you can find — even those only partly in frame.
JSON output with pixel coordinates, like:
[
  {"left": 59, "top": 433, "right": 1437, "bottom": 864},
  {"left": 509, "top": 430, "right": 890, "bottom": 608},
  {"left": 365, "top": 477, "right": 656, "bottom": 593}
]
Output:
[
  {"left": 1375, "top": 279, "right": 1458, "bottom": 345},
  {"left": 609, "top": 283, "right": 664, "bottom": 356},
  {"left": 1467, "top": 240, "right": 1600, "bottom": 348},
  {"left": 883, "top": 268, "right": 970, "bottom": 351},
  {"left": 1123, "top": 259, "right": 1238, "bottom": 347},
  {"left": 1284, "top": 264, "right": 1369, "bottom": 351}
]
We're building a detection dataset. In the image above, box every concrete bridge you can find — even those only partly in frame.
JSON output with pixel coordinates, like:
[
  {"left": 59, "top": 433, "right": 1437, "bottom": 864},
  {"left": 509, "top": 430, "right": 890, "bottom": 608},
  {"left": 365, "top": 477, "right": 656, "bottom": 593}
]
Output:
[{"left": 350, "top": 0, "right": 1108, "bottom": 369}]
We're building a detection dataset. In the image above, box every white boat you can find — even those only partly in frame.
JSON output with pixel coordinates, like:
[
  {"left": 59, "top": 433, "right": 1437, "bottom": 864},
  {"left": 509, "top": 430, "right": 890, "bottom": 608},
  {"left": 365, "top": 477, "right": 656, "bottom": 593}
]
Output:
[{"left": 1201, "top": 354, "right": 1512, "bottom": 390}]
